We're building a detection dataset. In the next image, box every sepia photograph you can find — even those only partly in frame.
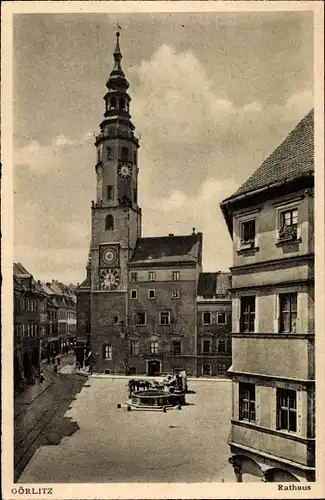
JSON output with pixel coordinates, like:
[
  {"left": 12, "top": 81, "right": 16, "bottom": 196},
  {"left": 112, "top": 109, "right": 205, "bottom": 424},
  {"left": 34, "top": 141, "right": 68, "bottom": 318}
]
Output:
[{"left": 1, "top": 1, "right": 324, "bottom": 498}]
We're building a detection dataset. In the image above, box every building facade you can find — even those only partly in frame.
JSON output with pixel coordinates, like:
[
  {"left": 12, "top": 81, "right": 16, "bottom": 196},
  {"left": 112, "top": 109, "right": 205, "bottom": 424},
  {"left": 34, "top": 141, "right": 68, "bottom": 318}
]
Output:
[
  {"left": 220, "top": 110, "right": 315, "bottom": 482},
  {"left": 77, "top": 33, "right": 231, "bottom": 377},
  {"left": 13, "top": 263, "right": 42, "bottom": 392},
  {"left": 197, "top": 272, "right": 232, "bottom": 377}
]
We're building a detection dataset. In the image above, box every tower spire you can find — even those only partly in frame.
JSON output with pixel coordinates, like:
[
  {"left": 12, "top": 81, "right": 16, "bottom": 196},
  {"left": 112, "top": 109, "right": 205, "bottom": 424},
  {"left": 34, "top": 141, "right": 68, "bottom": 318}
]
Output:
[{"left": 106, "top": 30, "right": 129, "bottom": 91}]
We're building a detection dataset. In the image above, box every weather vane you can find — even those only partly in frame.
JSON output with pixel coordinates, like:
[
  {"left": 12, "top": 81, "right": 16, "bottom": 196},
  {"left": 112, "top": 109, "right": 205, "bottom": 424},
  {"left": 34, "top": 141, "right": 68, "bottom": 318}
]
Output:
[{"left": 116, "top": 21, "right": 122, "bottom": 31}]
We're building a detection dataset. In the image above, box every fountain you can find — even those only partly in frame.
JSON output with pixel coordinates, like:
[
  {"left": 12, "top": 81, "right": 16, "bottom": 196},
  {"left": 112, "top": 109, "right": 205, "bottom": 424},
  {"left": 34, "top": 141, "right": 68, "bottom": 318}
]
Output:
[{"left": 130, "top": 389, "right": 186, "bottom": 410}]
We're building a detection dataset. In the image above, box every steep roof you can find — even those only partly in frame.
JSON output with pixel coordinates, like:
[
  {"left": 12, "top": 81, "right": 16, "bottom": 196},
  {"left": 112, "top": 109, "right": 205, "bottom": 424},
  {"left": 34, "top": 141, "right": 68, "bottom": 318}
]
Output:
[
  {"left": 78, "top": 276, "right": 91, "bottom": 289},
  {"left": 229, "top": 109, "right": 314, "bottom": 199},
  {"left": 130, "top": 233, "right": 202, "bottom": 265},
  {"left": 197, "top": 271, "right": 231, "bottom": 297},
  {"left": 13, "top": 262, "right": 32, "bottom": 278}
]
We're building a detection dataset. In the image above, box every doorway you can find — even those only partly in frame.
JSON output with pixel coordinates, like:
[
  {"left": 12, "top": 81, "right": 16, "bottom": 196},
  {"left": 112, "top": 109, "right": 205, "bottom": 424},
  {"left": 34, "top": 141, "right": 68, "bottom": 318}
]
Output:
[{"left": 147, "top": 360, "right": 161, "bottom": 376}]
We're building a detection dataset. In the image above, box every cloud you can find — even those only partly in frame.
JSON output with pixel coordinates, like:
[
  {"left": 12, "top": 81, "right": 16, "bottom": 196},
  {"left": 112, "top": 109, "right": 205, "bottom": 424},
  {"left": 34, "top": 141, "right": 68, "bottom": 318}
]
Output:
[{"left": 14, "top": 132, "right": 94, "bottom": 172}]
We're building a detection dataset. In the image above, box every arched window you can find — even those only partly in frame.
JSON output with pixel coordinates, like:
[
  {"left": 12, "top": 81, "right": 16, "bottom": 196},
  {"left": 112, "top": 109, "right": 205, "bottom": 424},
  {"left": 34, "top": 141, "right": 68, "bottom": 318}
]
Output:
[
  {"left": 105, "top": 214, "right": 114, "bottom": 231},
  {"left": 119, "top": 97, "right": 125, "bottom": 110},
  {"left": 110, "top": 97, "right": 116, "bottom": 109}
]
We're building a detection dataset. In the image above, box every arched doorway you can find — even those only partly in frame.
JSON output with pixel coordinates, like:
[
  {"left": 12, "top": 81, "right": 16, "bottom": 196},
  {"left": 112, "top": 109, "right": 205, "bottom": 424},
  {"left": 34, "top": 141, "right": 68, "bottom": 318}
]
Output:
[
  {"left": 23, "top": 352, "right": 32, "bottom": 381},
  {"left": 148, "top": 360, "right": 161, "bottom": 376}
]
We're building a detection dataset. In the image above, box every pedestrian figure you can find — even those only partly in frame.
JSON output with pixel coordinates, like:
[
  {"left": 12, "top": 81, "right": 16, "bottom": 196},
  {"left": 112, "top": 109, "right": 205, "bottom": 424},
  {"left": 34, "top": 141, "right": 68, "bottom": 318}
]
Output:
[
  {"left": 53, "top": 364, "right": 58, "bottom": 374},
  {"left": 52, "top": 356, "right": 55, "bottom": 364},
  {"left": 39, "top": 372, "right": 44, "bottom": 383},
  {"left": 57, "top": 357, "right": 61, "bottom": 366},
  {"left": 47, "top": 356, "right": 51, "bottom": 364}
]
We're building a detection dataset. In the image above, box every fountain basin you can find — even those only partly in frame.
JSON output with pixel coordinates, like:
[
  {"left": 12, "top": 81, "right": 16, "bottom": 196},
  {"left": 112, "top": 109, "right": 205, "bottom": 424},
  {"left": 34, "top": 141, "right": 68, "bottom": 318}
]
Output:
[{"left": 131, "top": 390, "right": 185, "bottom": 408}]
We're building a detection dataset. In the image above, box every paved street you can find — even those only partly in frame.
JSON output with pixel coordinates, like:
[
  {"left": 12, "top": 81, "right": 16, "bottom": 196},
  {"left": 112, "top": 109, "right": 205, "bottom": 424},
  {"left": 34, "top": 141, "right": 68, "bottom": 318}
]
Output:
[
  {"left": 18, "top": 376, "right": 235, "bottom": 483},
  {"left": 14, "top": 355, "right": 87, "bottom": 482}
]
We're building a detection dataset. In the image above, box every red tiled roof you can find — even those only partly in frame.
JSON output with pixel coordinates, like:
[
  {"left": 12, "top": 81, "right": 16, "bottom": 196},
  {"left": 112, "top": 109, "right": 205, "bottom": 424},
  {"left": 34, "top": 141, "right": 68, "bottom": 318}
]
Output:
[{"left": 231, "top": 109, "right": 314, "bottom": 198}]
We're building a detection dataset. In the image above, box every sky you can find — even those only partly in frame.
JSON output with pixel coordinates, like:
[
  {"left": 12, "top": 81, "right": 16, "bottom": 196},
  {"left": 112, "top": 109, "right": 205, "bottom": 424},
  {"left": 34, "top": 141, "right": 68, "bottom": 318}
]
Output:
[{"left": 13, "top": 10, "right": 314, "bottom": 284}]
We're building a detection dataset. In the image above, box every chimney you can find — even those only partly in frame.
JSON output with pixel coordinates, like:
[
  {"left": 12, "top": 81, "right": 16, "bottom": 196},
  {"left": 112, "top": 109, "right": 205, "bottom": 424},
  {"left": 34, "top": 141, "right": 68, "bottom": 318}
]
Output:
[
  {"left": 168, "top": 233, "right": 174, "bottom": 237},
  {"left": 192, "top": 227, "right": 196, "bottom": 234}
]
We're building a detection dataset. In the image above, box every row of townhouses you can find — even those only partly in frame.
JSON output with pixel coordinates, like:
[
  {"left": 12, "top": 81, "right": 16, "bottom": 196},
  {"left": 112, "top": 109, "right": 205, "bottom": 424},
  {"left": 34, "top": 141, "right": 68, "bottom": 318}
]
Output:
[
  {"left": 76, "top": 33, "right": 315, "bottom": 482},
  {"left": 14, "top": 262, "right": 77, "bottom": 392}
]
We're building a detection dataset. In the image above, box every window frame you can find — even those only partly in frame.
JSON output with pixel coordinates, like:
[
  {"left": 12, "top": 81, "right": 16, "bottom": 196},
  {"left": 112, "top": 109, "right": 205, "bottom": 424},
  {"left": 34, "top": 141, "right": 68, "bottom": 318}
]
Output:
[
  {"left": 148, "top": 271, "right": 156, "bottom": 281},
  {"left": 148, "top": 289, "right": 156, "bottom": 300},
  {"left": 217, "top": 337, "right": 226, "bottom": 354},
  {"left": 240, "top": 296, "right": 256, "bottom": 333},
  {"left": 202, "top": 363, "right": 212, "bottom": 376},
  {"left": 239, "top": 382, "right": 256, "bottom": 422},
  {"left": 159, "top": 310, "right": 171, "bottom": 325},
  {"left": 279, "top": 292, "right": 298, "bottom": 333},
  {"left": 240, "top": 219, "right": 256, "bottom": 248},
  {"left": 107, "top": 185, "right": 114, "bottom": 200},
  {"left": 130, "top": 272, "right": 138, "bottom": 282},
  {"left": 202, "top": 311, "right": 212, "bottom": 325},
  {"left": 277, "top": 203, "right": 300, "bottom": 243},
  {"left": 104, "top": 344, "right": 112, "bottom": 360},
  {"left": 217, "top": 312, "right": 226, "bottom": 324},
  {"left": 277, "top": 388, "right": 297, "bottom": 432},
  {"left": 172, "top": 289, "right": 180, "bottom": 299},
  {"left": 135, "top": 312, "right": 146, "bottom": 326},
  {"left": 172, "top": 340, "right": 182, "bottom": 356},
  {"left": 129, "top": 340, "right": 139, "bottom": 355},
  {"left": 150, "top": 340, "right": 159, "bottom": 354},
  {"left": 130, "top": 289, "right": 137, "bottom": 300},
  {"left": 172, "top": 271, "right": 180, "bottom": 281},
  {"left": 202, "top": 339, "right": 212, "bottom": 354}
]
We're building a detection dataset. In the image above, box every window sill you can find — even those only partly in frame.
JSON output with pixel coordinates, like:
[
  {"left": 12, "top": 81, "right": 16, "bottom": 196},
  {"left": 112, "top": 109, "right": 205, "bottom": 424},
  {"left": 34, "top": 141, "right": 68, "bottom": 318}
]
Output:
[
  {"left": 276, "top": 238, "right": 301, "bottom": 247},
  {"left": 237, "top": 246, "right": 259, "bottom": 255}
]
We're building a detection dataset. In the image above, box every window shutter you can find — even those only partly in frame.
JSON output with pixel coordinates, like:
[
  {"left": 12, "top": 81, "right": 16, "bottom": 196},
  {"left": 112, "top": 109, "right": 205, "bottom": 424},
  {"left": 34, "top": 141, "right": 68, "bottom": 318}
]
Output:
[
  {"left": 296, "top": 292, "right": 302, "bottom": 333},
  {"left": 233, "top": 381, "right": 239, "bottom": 420},
  {"left": 255, "top": 385, "right": 260, "bottom": 424},
  {"left": 273, "top": 294, "right": 279, "bottom": 333},
  {"left": 296, "top": 390, "right": 302, "bottom": 435},
  {"left": 271, "top": 387, "right": 277, "bottom": 429},
  {"left": 234, "top": 299, "right": 240, "bottom": 333}
]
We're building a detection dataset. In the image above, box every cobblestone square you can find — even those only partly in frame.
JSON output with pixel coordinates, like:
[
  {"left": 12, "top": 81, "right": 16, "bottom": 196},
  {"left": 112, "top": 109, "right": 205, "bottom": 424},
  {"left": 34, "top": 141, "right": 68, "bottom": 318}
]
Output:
[{"left": 19, "top": 377, "right": 234, "bottom": 483}]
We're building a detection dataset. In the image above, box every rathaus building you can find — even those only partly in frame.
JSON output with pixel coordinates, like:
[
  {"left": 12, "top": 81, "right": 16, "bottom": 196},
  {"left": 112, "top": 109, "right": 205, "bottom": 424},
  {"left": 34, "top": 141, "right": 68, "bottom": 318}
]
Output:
[{"left": 77, "top": 33, "right": 232, "bottom": 376}]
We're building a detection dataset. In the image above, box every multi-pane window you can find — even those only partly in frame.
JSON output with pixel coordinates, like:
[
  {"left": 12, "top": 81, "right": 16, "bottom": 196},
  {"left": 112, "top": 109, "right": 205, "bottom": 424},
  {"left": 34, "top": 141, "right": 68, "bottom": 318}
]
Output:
[
  {"left": 149, "top": 272, "right": 156, "bottom": 281},
  {"left": 148, "top": 289, "right": 156, "bottom": 299},
  {"left": 172, "top": 289, "right": 180, "bottom": 299},
  {"left": 279, "top": 208, "right": 298, "bottom": 241},
  {"left": 217, "top": 363, "right": 227, "bottom": 375},
  {"left": 202, "top": 340, "right": 211, "bottom": 354},
  {"left": 239, "top": 383, "right": 256, "bottom": 422},
  {"left": 240, "top": 296, "right": 255, "bottom": 332},
  {"left": 130, "top": 290, "right": 137, "bottom": 299},
  {"left": 279, "top": 293, "right": 297, "bottom": 333},
  {"left": 150, "top": 341, "right": 159, "bottom": 354},
  {"left": 217, "top": 312, "right": 226, "bottom": 324},
  {"left": 129, "top": 341, "right": 139, "bottom": 355},
  {"left": 130, "top": 272, "right": 138, "bottom": 282},
  {"left": 202, "top": 363, "right": 211, "bottom": 376},
  {"left": 107, "top": 185, "right": 114, "bottom": 200},
  {"left": 217, "top": 338, "right": 226, "bottom": 353},
  {"left": 202, "top": 312, "right": 212, "bottom": 325},
  {"left": 172, "top": 341, "right": 182, "bottom": 356},
  {"left": 172, "top": 271, "right": 180, "bottom": 281},
  {"left": 104, "top": 344, "right": 112, "bottom": 360},
  {"left": 136, "top": 312, "right": 146, "bottom": 325},
  {"left": 277, "top": 389, "right": 297, "bottom": 432},
  {"left": 241, "top": 219, "right": 256, "bottom": 247},
  {"left": 159, "top": 311, "right": 170, "bottom": 325}
]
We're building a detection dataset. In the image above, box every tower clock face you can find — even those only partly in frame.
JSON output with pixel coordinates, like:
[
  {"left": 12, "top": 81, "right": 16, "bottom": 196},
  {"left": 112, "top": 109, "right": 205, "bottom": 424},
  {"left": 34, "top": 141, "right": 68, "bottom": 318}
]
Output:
[
  {"left": 118, "top": 163, "right": 132, "bottom": 179},
  {"left": 99, "top": 269, "right": 120, "bottom": 290},
  {"left": 102, "top": 247, "right": 118, "bottom": 266}
]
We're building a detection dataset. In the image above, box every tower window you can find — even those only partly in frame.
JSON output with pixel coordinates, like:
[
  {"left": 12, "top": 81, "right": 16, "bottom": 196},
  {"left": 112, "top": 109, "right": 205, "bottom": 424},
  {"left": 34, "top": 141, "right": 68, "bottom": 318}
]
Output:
[
  {"left": 107, "top": 147, "right": 112, "bottom": 160},
  {"left": 119, "top": 97, "right": 125, "bottom": 110},
  {"left": 107, "top": 185, "right": 114, "bottom": 200},
  {"left": 110, "top": 97, "right": 116, "bottom": 109},
  {"left": 105, "top": 214, "right": 114, "bottom": 231},
  {"left": 121, "top": 146, "right": 129, "bottom": 160}
]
